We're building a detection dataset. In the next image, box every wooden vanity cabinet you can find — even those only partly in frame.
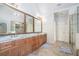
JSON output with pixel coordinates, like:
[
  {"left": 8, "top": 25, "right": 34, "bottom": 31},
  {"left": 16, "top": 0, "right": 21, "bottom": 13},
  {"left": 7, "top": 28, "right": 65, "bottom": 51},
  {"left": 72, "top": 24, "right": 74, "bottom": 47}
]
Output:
[
  {"left": 12, "top": 39, "right": 26, "bottom": 56},
  {"left": 44, "top": 34, "right": 47, "bottom": 43},
  {"left": 19, "top": 37, "right": 35, "bottom": 56},
  {"left": 14, "top": 39, "right": 26, "bottom": 47},
  {"left": 39, "top": 35, "right": 44, "bottom": 46},
  {"left": 24, "top": 38, "right": 33, "bottom": 55},
  {"left": 0, "top": 41, "right": 14, "bottom": 50},
  {"left": 35, "top": 36, "right": 39, "bottom": 48},
  {"left": 9, "top": 46, "right": 19, "bottom": 56},
  {"left": 0, "top": 48, "right": 10, "bottom": 56},
  {"left": 14, "top": 38, "right": 32, "bottom": 56},
  {"left": 0, "top": 41, "right": 15, "bottom": 56},
  {"left": 0, "top": 34, "right": 47, "bottom": 56},
  {"left": 18, "top": 45, "right": 28, "bottom": 56},
  {"left": 32, "top": 36, "right": 39, "bottom": 51}
]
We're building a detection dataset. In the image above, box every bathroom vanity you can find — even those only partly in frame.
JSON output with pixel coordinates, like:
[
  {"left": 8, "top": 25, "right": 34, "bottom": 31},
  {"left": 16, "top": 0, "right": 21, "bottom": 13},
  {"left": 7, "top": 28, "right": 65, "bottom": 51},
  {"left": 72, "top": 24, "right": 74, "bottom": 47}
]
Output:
[
  {"left": 0, "top": 4, "right": 46, "bottom": 56},
  {"left": 0, "top": 33, "right": 47, "bottom": 56}
]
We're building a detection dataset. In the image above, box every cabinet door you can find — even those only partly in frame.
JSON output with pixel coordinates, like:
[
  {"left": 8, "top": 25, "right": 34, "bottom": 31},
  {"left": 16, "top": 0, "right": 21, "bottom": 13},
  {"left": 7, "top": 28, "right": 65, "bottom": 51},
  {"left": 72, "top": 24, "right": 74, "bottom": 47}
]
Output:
[
  {"left": 19, "top": 45, "right": 25, "bottom": 56},
  {"left": 42, "top": 35, "right": 46, "bottom": 43},
  {"left": 44, "top": 34, "right": 47, "bottom": 42},
  {"left": 25, "top": 38, "right": 33, "bottom": 53},
  {"left": 19, "top": 45, "right": 28, "bottom": 56},
  {"left": 39, "top": 35, "right": 43, "bottom": 46},
  {"left": 35, "top": 36, "right": 39, "bottom": 48},
  {"left": 38, "top": 35, "right": 41, "bottom": 47},
  {"left": 9, "top": 46, "right": 19, "bottom": 56},
  {"left": 0, "top": 41, "right": 12, "bottom": 50},
  {"left": 32, "top": 37, "right": 36, "bottom": 50},
  {"left": 0, "top": 49, "right": 10, "bottom": 56},
  {"left": 32, "top": 36, "right": 39, "bottom": 51}
]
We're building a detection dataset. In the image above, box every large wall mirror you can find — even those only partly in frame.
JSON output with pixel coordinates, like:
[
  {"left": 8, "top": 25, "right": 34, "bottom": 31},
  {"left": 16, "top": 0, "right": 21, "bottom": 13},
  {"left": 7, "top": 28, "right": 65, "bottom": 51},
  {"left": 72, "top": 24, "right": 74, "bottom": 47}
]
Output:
[
  {"left": 0, "top": 4, "right": 42, "bottom": 35},
  {"left": 11, "top": 11, "right": 24, "bottom": 33},
  {"left": 34, "top": 19, "right": 42, "bottom": 32},
  {"left": 0, "top": 4, "right": 24, "bottom": 34},
  {"left": 26, "top": 15, "right": 33, "bottom": 32}
]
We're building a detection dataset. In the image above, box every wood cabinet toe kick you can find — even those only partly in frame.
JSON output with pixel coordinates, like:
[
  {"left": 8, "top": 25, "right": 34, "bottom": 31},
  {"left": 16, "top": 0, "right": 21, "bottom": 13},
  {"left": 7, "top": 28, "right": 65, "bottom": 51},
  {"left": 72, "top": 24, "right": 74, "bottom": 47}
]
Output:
[{"left": 0, "top": 34, "right": 47, "bottom": 56}]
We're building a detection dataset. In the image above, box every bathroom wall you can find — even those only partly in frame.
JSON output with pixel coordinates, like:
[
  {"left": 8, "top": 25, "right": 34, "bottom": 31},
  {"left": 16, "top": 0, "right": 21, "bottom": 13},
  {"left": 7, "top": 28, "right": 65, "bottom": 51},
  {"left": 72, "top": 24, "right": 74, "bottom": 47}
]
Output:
[{"left": 42, "top": 13, "right": 55, "bottom": 43}]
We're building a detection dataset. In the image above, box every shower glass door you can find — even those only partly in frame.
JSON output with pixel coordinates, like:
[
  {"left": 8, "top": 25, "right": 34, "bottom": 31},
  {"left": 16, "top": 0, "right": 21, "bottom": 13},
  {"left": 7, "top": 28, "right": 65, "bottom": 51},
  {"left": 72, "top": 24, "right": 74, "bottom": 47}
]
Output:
[{"left": 69, "top": 11, "right": 77, "bottom": 55}]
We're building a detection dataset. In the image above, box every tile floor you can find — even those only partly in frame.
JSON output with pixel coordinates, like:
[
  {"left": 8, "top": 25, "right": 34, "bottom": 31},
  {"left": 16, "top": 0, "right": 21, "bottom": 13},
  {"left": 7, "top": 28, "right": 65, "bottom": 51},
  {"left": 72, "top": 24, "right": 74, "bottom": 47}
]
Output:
[{"left": 28, "top": 41, "right": 73, "bottom": 56}]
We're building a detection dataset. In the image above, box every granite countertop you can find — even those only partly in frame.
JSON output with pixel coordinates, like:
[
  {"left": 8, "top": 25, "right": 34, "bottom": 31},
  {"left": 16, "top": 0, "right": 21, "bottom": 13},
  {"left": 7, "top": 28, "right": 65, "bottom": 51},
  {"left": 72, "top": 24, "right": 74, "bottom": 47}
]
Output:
[{"left": 0, "top": 33, "right": 45, "bottom": 43}]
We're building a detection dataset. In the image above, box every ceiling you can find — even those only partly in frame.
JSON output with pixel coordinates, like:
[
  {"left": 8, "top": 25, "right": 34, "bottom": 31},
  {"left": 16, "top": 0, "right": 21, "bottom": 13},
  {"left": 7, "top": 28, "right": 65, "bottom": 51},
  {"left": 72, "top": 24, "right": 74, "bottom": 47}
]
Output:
[
  {"left": 5, "top": 3, "right": 79, "bottom": 18},
  {"left": 20, "top": 3, "right": 77, "bottom": 15}
]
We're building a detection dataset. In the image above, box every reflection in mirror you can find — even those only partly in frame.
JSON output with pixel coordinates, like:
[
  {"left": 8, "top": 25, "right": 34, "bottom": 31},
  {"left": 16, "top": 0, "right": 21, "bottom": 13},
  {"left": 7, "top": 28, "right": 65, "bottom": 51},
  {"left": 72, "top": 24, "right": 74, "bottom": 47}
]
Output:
[
  {"left": 0, "top": 23, "right": 7, "bottom": 33},
  {"left": 26, "top": 15, "right": 33, "bottom": 32},
  {"left": 34, "top": 19, "right": 41, "bottom": 32},
  {"left": 10, "top": 11, "right": 24, "bottom": 33},
  {"left": 0, "top": 4, "right": 24, "bottom": 34}
]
